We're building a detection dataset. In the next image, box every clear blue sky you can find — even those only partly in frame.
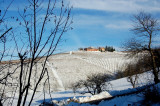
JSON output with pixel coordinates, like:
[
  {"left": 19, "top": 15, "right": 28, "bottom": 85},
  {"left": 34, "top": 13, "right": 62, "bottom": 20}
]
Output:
[
  {"left": 1, "top": 0, "right": 160, "bottom": 53},
  {"left": 62, "top": 0, "right": 160, "bottom": 52}
]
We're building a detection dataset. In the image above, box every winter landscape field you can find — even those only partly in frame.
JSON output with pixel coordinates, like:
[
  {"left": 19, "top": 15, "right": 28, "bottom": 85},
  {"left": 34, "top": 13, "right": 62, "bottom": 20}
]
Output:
[
  {"left": 43, "top": 51, "right": 136, "bottom": 90},
  {"left": 1, "top": 51, "right": 134, "bottom": 92},
  {"left": 1, "top": 51, "right": 159, "bottom": 106},
  {"left": 1, "top": 0, "right": 160, "bottom": 105}
]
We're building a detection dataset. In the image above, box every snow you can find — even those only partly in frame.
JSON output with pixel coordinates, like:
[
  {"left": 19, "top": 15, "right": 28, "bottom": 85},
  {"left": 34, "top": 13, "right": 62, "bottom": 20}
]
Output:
[
  {"left": 67, "top": 94, "right": 142, "bottom": 106},
  {"left": 1, "top": 51, "right": 160, "bottom": 106},
  {"left": 78, "top": 91, "right": 112, "bottom": 103},
  {"left": 47, "top": 51, "right": 136, "bottom": 89},
  {"left": 29, "top": 71, "right": 156, "bottom": 105},
  {"left": 97, "top": 95, "right": 142, "bottom": 106},
  {"left": 66, "top": 83, "right": 160, "bottom": 106},
  {"left": 8, "top": 70, "right": 159, "bottom": 106},
  {"left": 46, "top": 61, "right": 65, "bottom": 91}
]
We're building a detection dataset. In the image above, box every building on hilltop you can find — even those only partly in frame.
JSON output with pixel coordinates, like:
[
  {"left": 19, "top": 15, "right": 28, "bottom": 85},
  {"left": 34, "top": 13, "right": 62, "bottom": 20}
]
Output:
[{"left": 84, "top": 47, "right": 99, "bottom": 51}]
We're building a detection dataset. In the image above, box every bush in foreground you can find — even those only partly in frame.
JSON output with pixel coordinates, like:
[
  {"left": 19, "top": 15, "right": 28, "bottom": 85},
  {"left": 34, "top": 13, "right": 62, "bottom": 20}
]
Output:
[
  {"left": 72, "top": 73, "right": 112, "bottom": 95},
  {"left": 141, "top": 84, "right": 160, "bottom": 105}
]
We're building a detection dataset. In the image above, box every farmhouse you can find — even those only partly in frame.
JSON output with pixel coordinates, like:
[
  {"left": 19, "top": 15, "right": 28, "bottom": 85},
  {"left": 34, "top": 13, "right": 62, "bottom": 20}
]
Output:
[{"left": 84, "top": 47, "right": 99, "bottom": 51}]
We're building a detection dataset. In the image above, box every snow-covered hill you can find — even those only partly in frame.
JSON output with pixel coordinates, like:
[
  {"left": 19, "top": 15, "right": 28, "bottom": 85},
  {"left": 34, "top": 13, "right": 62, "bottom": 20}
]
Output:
[
  {"left": 0, "top": 51, "right": 136, "bottom": 93},
  {"left": 2, "top": 51, "right": 146, "bottom": 106},
  {"left": 47, "top": 51, "right": 135, "bottom": 90}
]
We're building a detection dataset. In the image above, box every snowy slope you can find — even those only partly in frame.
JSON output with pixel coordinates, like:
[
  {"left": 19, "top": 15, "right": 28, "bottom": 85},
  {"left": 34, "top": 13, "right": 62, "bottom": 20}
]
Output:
[
  {"left": 26, "top": 71, "right": 156, "bottom": 106},
  {"left": 66, "top": 72, "right": 159, "bottom": 106},
  {"left": 2, "top": 51, "right": 146, "bottom": 106},
  {"left": 0, "top": 51, "right": 135, "bottom": 92},
  {"left": 47, "top": 51, "right": 135, "bottom": 89}
]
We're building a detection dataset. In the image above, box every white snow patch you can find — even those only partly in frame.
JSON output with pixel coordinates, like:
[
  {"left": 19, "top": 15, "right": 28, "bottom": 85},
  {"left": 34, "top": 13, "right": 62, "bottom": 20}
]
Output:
[
  {"left": 78, "top": 91, "right": 112, "bottom": 103},
  {"left": 46, "top": 61, "right": 65, "bottom": 91}
]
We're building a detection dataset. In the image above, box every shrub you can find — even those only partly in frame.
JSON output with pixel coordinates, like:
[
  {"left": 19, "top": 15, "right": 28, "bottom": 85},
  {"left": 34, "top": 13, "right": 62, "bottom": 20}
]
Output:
[
  {"left": 115, "top": 54, "right": 153, "bottom": 88},
  {"left": 115, "top": 70, "right": 128, "bottom": 79},
  {"left": 141, "top": 85, "right": 160, "bottom": 105},
  {"left": 72, "top": 73, "right": 112, "bottom": 95}
]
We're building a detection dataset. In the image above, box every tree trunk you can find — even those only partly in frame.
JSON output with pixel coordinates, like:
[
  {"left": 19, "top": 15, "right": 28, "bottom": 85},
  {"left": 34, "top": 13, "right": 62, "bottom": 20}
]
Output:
[
  {"left": 97, "top": 85, "right": 101, "bottom": 94},
  {"left": 150, "top": 50, "right": 159, "bottom": 84},
  {"left": 148, "top": 35, "right": 159, "bottom": 84}
]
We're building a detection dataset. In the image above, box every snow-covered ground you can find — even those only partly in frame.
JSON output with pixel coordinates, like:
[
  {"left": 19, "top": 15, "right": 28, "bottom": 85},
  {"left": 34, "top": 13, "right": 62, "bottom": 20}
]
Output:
[
  {"left": 1, "top": 51, "right": 136, "bottom": 92},
  {"left": 25, "top": 71, "right": 156, "bottom": 106},
  {"left": 47, "top": 51, "right": 136, "bottom": 89},
  {"left": 2, "top": 51, "right": 158, "bottom": 106},
  {"left": 5, "top": 68, "right": 159, "bottom": 106},
  {"left": 1, "top": 51, "right": 133, "bottom": 94}
]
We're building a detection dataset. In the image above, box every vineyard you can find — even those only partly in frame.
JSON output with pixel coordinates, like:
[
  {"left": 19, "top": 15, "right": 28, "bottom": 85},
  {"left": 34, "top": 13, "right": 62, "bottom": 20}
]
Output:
[
  {"left": 47, "top": 51, "right": 136, "bottom": 90},
  {"left": 0, "top": 51, "right": 136, "bottom": 93}
]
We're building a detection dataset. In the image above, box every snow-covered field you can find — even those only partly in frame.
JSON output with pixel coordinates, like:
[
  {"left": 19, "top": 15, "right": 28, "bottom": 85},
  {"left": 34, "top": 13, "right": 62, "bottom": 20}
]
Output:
[
  {"left": 25, "top": 71, "right": 156, "bottom": 106},
  {"left": 47, "top": 51, "right": 136, "bottom": 89},
  {"left": 67, "top": 71, "right": 159, "bottom": 106},
  {"left": 2, "top": 51, "right": 158, "bottom": 106},
  {"left": 1, "top": 51, "right": 134, "bottom": 92}
]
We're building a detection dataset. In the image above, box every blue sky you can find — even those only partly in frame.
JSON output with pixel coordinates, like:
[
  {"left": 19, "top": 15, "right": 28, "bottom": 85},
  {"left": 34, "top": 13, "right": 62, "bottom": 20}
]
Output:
[
  {"left": 60, "top": 0, "right": 160, "bottom": 52},
  {"left": 1, "top": 0, "right": 160, "bottom": 53}
]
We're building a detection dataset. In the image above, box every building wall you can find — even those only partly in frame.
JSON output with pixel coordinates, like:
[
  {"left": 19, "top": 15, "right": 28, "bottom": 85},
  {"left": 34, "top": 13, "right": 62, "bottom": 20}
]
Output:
[{"left": 86, "top": 48, "right": 99, "bottom": 51}]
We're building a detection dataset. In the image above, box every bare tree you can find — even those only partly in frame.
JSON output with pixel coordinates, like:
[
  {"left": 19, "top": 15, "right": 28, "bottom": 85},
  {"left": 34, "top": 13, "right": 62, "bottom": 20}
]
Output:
[
  {"left": 124, "top": 12, "right": 160, "bottom": 84},
  {"left": 0, "top": 0, "right": 14, "bottom": 62},
  {"left": 0, "top": 0, "right": 15, "bottom": 105},
  {"left": 72, "top": 73, "right": 112, "bottom": 95},
  {"left": 0, "top": 0, "right": 72, "bottom": 105},
  {"left": 125, "top": 62, "right": 143, "bottom": 88}
]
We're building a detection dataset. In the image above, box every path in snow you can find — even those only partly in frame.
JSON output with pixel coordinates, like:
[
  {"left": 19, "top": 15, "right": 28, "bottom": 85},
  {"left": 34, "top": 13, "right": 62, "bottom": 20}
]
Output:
[{"left": 46, "top": 61, "right": 65, "bottom": 91}]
